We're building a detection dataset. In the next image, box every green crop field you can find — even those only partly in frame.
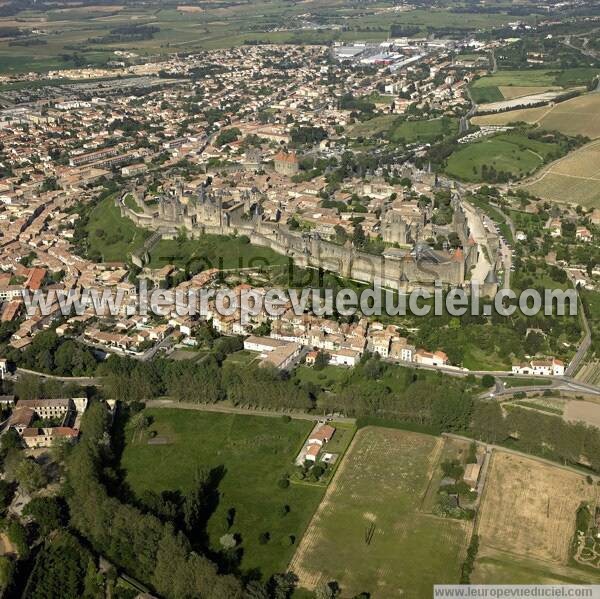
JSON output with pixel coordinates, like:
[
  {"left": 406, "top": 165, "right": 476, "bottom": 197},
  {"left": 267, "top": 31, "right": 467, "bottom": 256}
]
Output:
[
  {"left": 0, "top": 2, "right": 539, "bottom": 74},
  {"left": 85, "top": 195, "right": 150, "bottom": 262},
  {"left": 445, "top": 133, "right": 559, "bottom": 182},
  {"left": 469, "top": 68, "right": 597, "bottom": 105},
  {"left": 473, "top": 70, "right": 559, "bottom": 89},
  {"left": 473, "top": 552, "right": 600, "bottom": 585},
  {"left": 470, "top": 85, "right": 505, "bottom": 104},
  {"left": 290, "top": 427, "right": 471, "bottom": 598},
  {"left": 121, "top": 408, "right": 325, "bottom": 579}
]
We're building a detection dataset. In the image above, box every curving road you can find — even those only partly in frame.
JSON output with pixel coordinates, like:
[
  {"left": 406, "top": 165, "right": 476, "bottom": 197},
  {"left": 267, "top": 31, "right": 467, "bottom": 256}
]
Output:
[
  {"left": 565, "top": 280, "right": 592, "bottom": 377},
  {"left": 15, "top": 367, "right": 99, "bottom": 386},
  {"left": 460, "top": 86, "right": 478, "bottom": 134}
]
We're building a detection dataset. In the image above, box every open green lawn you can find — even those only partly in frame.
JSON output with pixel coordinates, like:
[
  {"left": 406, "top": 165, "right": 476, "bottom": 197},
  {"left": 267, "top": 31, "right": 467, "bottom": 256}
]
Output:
[
  {"left": 86, "top": 195, "right": 287, "bottom": 268},
  {"left": 463, "top": 346, "right": 511, "bottom": 371},
  {"left": 501, "top": 377, "right": 552, "bottom": 388},
  {"left": 123, "top": 194, "right": 143, "bottom": 214},
  {"left": 293, "top": 365, "right": 350, "bottom": 390},
  {"left": 121, "top": 408, "right": 324, "bottom": 579},
  {"left": 223, "top": 350, "right": 259, "bottom": 367},
  {"left": 350, "top": 116, "right": 459, "bottom": 143},
  {"left": 290, "top": 427, "right": 471, "bottom": 597},
  {"left": 362, "top": 92, "right": 393, "bottom": 105},
  {"left": 349, "top": 115, "right": 397, "bottom": 138},
  {"left": 148, "top": 235, "right": 289, "bottom": 270},
  {"left": 295, "top": 359, "right": 483, "bottom": 397},
  {"left": 85, "top": 195, "right": 150, "bottom": 262},
  {"left": 388, "top": 116, "right": 459, "bottom": 144},
  {"left": 445, "top": 133, "right": 560, "bottom": 182}
]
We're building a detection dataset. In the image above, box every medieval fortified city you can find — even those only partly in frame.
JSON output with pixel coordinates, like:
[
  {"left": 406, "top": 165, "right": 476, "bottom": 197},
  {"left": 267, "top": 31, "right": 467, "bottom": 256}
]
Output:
[{"left": 0, "top": 1, "right": 599, "bottom": 598}]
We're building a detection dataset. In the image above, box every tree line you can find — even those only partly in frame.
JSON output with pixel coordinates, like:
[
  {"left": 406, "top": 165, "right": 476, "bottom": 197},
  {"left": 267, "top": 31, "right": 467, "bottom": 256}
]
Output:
[
  {"left": 66, "top": 402, "right": 244, "bottom": 598},
  {"left": 471, "top": 401, "right": 600, "bottom": 472},
  {"left": 64, "top": 401, "right": 302, "bottom": 598},
  {"left": 100, "top": 349, "right": 600, "bottom": 475}
]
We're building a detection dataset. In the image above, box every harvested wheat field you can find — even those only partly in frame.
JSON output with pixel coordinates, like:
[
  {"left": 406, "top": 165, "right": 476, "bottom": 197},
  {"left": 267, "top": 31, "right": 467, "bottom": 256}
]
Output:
[
  {"left": 473, "top": 105, "right": 550, "bottom": 127},
  {"left": 473, "top": 93, "right": 600, "bottom": 139},
  {"left": 290, "top": 427, "right": 471, "bottom": 598},
  {"left": 498, "top": 86, "right": 562, "bottom": 100},
  {"left": 473, "top": 450, "right": 600, "bottom": 584},
  {"left": 576, "top": 361, "right": 600, "bottom": 387},
  {"left": 564, "top": 400, "right": 600, "bottom": 428},
  {"left": 520, "top": 139, "right": 600, "bottom": 208}
]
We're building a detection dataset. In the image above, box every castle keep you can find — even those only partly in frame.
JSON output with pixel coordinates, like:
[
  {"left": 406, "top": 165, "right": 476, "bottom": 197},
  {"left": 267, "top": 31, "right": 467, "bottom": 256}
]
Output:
[{"left": 119, "top": 181, "right": 488, "bottom": 293}]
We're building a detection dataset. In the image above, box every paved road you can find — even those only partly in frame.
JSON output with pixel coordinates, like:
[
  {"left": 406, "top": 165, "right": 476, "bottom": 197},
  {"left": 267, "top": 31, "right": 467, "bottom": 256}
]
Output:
[
  {"left": 460, "top": 87, "right": 478, "bottom": 134},
  {"left": 146, "top": 398, "right": 357, "bottom": 423},
  {"left": 562, "top": 34, "right": 600, "bottom": 62},
  {"left": 566, "top": 280, "right": 592, "bottom": 377},
  {"left": 77, "top": 332, "right": 174, "bottom": 363},
  {"left": 444, "top": 431, "right": 600, "bottom": 481},
  {"left": 462, "top": 200, "right": 493, "bottom": 285},
  {"left": 381, "top": 354, "right": 600, "bottom": 394},
  {"left": 15, "top": 367, "right": 99, "bottom": 386},
  {"left": 489, "top": 48, "right": 498, "bottom": 74},
  {"left": 479, "top": 377, "right": 600, "bottom": 399}
]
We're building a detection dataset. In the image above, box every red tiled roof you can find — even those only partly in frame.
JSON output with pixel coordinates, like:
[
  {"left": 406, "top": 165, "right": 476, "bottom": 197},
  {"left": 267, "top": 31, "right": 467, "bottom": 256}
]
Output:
[
  {"left": 311, "top": 424, "right": 335, "bottom": 441},
  {"left": 306, "top": 444, "right": 320, "bottom": 457},
  {"left": 274, "top": 151, "right": 298, "bottom": 164},
  {"left": 25, "top": 268, "right": 46, "bottom": 291}
]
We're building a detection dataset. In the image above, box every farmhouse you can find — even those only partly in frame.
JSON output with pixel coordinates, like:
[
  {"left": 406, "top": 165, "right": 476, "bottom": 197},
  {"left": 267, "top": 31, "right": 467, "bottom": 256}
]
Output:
[
  {"left": 308, "top": 424, "right": 336, "bottom": 446},
  {"left": 463, "top": 462, "right": 481, "bottom": 490},
  {"left": 302, "top": 424, "right": 336, "bottom": 463},
  {"left": 546, "top": 218, "right": 562, "bottom": 237},
  {"left": 512, "top": 357, "right": 565, "bottom": 376},
  {"left": 305, "top": 444, "right": 321, "bottom": 463},
  {"left": 415, "top": 349, "right": 448, "bottom": 367}
]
